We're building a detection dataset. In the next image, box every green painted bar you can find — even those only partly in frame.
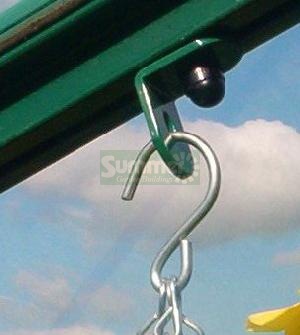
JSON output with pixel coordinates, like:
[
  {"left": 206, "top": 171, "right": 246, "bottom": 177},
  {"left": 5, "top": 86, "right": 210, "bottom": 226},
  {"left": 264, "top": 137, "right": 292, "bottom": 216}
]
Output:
[{"left": 0, "top": 0, "right": 299, "bottom": 193}]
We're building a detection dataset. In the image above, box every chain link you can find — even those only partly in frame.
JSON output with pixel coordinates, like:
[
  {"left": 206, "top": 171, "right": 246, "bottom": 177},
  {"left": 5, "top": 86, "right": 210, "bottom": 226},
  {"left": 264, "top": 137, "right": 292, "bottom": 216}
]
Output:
[{"left": 137, "top": 240, "right": 205, "bottom": 335}]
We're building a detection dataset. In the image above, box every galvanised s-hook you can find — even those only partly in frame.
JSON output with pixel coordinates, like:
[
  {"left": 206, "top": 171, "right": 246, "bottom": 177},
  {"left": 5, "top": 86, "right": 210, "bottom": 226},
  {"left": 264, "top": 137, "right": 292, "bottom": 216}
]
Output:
[{"left": 122, "top": 131, "right": 221, "bottom": 335}]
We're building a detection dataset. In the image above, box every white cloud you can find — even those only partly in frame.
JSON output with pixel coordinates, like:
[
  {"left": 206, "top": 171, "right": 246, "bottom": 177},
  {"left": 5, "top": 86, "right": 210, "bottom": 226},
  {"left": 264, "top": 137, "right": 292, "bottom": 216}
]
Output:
[
  {"left": 79, "top": 284, "right": 135, "bottom": 321},
  {"left": 273, "top": 248, "right": 300, "bottom": 266},
  {"left": 23, "top": 119, "right": 300, "bottom": 248},
  {"left": 15, "top": 270, "right": 72, "bottom": 311},
  {"left": 0, "top": 271, "right": 72, "bottom": 328},
  {"left": 0, "top": 270, "right": 135, "bottom": 331},
  {"left": 0, "top": 296, "right": 42, "bottom": 329},
  {"left": 0, "top": 326, "right": 114, "bottom": 335}
]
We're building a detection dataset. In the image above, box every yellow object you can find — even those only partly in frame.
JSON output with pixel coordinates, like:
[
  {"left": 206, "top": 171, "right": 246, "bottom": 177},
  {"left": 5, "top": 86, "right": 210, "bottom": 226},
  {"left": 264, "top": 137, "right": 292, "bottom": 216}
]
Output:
[{"left": 247, "top": 303, "right": 300, "bottom": 335}]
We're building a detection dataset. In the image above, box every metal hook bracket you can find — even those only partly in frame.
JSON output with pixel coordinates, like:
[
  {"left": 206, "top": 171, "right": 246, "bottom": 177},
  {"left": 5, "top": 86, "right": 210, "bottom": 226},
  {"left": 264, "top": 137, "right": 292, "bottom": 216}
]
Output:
[{"left": 135, "top": 37, "right": 241, "bottom": 179}]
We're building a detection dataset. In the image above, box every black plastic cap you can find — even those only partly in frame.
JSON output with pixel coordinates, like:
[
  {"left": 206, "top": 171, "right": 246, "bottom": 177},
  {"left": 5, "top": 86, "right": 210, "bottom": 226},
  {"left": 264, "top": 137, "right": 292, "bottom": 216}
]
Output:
[{"left": 184, "top": 67, "right": 225, "bottom": 108}]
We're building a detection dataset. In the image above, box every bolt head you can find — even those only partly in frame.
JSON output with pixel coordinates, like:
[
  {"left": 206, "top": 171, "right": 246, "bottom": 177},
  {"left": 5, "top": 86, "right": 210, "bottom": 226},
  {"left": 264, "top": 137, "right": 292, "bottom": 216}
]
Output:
[{"left": 184, "top": 67, "right": 225, "bottom": 108}]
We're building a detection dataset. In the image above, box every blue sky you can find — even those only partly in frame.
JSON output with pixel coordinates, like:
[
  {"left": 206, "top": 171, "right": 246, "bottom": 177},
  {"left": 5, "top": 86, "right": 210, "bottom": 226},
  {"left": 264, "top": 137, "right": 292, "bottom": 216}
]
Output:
[{"left": 0, "top": 2, "right": 300, "bottom": 335}]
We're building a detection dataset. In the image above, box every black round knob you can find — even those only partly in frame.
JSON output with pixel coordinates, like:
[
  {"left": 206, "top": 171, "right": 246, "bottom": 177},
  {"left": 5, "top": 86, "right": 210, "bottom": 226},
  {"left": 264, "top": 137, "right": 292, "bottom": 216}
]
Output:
[{"left": 184, "top": 66, "right": 225, "bottom": 108}]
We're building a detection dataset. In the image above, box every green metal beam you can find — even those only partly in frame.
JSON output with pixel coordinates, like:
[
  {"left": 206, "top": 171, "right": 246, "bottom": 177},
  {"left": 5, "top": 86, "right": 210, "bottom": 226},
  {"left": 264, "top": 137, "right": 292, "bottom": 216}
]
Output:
[{"left": 0, "top": 0, "right": 299, "bottom": 193}]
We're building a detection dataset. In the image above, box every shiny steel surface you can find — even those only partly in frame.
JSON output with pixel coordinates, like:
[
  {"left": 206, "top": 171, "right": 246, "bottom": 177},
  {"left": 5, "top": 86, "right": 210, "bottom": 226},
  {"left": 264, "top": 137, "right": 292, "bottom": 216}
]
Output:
[
  {"left": 122, "top": 132, "right": 221, "bottom": 291},
  {"left": 122, "top": 131, "right": 221, "bottom": 335}
]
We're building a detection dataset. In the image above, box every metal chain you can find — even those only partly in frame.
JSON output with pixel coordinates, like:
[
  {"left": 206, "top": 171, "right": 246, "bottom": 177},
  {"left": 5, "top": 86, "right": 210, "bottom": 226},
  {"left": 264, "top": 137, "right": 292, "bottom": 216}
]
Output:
[{"left": 137, "top": 241, "right": 205, "bottom": 335}]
